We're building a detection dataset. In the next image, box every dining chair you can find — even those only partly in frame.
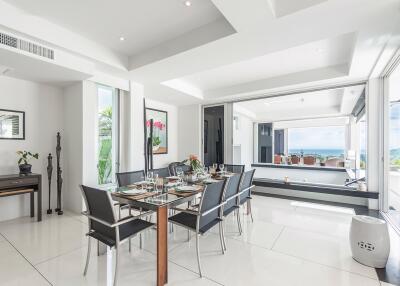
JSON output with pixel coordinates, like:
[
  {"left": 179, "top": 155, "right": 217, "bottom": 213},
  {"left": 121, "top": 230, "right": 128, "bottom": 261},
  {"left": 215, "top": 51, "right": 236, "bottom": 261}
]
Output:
[
  {"left": 169, "top": 162, "right": 191, "bottom": 175},
  {"left": 149, "top": 167, "right": 170, "bottom": 178},
  {"left": 116, "top": 170, "right": 145, "bottom": 186},
  {"left": 223, "top": 164, "right": 245, "bottom": 173},
  {"left": 238, "top": 169, "right": 256, "bottom": 223},
  {"left": 169, "top": 180, "right": 227, "bottom": 277},
  {"left": 116, "top": 170, "right": 152, "bottom": 248},
  {"left": 303, "top": 155, "right": 316, "bottom": 165},
  {"left": 80, "top": 185, "right": 154, "bottom": 286},
  {"left": 222, "top": 173, "right": 243, "bottom": 241}
]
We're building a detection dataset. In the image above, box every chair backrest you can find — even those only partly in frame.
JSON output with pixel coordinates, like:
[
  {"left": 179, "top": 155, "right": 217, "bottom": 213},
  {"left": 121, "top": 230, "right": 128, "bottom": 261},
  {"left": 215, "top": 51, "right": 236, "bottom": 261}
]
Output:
[
  {"left": 325, "top": 157, "right": 340, "bottom": 167},
  {"left": 224, "top": 164, "right": 245, "bottom": 173},
  {"left": 198, "top": 180, "right": 226, "bottom": 229},
  {"left": 223, "top": 173, "right": 242, "bottom": 212},
  {"left": 239, "top": 169, "right": 255, "bottom": 203},
  {"left": 291, "top": 155, "right": 300, "bottom": 164},
  {"left": 303, "top": 156, "right": 315, "bottom": 165},
  {"left": 116, "top": 170, "right": 145, "bottom": 187},
  {"left": 80, "top": 185, "right": 116, "bottom": 239},
  {"left": 169, "top": 162, "right": 191, "bottom": 175},
  {"left": 150, "top": 167, "right": 170, "bottom": 178}
]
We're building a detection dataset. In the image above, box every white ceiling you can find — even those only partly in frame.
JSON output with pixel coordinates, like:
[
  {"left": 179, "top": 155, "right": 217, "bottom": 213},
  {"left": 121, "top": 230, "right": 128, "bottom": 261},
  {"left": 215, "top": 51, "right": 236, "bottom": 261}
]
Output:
[
  {"left": 234, "top": 85, "right": 364, "bottom": 122},
  {"left": 4, "top": 0, "right": 231, "bottom": 57},
  {"left": 0, "top": 0, "right": 398, "bottom": 105}
]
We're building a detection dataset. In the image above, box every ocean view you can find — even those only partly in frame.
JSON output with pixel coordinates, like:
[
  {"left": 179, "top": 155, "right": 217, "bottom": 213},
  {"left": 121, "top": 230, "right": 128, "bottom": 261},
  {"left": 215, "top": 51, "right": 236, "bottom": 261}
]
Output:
[{"left": 288, "top": 149, "right": 344, "bottom": 157}]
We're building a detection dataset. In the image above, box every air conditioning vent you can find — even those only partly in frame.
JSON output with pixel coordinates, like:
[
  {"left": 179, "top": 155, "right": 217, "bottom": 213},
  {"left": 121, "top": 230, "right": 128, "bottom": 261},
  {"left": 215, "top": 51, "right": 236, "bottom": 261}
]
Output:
[{"left": 0, "top": 32, "right": 54, "bottom": 60}]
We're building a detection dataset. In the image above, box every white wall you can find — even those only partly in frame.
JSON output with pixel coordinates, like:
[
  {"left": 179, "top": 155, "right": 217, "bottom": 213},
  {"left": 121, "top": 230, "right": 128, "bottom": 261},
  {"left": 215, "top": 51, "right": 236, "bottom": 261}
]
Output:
[
  {"left": 233, "top": 112, "right": 253, "bottom": 170},
  {"left": 178, "top": 104, "right": 202, "bottom": 161},
  {"left": 0, "top": 76, "right": 64, "bottom": 221},
  {"left": 126, "top": 83, "right": 179, "bottom": 171},
  {"left": 62, "top": 82, "right": 83, "bottom": 213}
]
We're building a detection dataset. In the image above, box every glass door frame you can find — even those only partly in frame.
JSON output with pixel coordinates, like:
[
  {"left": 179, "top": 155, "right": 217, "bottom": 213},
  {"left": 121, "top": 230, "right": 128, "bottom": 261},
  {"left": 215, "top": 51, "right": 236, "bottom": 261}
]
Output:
[{"left": 381, "top": 49, "right": 400, "bottom": 213}]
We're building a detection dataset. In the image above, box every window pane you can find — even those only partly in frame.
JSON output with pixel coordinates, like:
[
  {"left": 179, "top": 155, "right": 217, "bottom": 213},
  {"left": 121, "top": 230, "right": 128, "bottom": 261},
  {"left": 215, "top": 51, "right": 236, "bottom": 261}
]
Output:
[
  {"left": 288, "top": 126, "right": 345, "bottom": 160},
  {"left": 98, "top": 85, "right": 115, "bottom": 185}
]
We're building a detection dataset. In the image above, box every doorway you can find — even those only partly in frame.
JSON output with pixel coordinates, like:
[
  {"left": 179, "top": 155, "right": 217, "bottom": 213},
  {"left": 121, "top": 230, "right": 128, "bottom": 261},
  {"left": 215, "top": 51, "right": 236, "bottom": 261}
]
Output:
[{"left": 203, "top": 105, "right": 224, "bottom": 167}]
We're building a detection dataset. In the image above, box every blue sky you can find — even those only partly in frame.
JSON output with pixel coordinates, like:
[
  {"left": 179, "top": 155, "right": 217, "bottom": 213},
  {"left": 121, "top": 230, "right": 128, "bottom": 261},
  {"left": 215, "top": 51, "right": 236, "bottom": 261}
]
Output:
[
  {"left": 390, "top": 103, "right": 400, "bottom": 149},
  {"left": 98, "top": 86, "right": 113, "bottom": 111},
  {"left": 288, "top": 126, "right": 345, "bottom": 150}
]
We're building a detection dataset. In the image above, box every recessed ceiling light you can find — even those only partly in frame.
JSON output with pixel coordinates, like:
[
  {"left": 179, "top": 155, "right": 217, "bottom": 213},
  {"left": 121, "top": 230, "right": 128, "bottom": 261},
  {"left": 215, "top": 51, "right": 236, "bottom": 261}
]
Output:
[
  {"left": 119, "top": 36, "right": 125, "bottom": 41},
  {"left": 184, "top": 1, "right": 192, "bottom": 7}
]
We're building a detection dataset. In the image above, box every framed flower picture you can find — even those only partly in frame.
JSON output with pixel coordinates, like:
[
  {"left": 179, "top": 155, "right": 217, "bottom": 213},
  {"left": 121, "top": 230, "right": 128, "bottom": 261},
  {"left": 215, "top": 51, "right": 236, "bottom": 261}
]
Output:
[{"left": 145, "top": 108, "right": 168, "bottom": 154}]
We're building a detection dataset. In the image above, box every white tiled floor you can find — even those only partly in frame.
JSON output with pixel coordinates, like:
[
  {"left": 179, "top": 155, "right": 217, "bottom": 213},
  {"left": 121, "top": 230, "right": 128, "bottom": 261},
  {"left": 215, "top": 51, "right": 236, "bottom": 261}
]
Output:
[{"left": 0, "top": 196, "right": 387, "bottom": 286}]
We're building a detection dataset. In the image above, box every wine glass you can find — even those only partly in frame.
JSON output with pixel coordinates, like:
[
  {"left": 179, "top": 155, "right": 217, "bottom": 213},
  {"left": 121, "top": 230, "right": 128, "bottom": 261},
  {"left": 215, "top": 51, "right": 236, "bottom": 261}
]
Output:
[
  {"left": 176, "top": 168, "right": 184, "bottom": 185},
  {"left": 219, "top": 164, "right": 225, "bottom": 174}
]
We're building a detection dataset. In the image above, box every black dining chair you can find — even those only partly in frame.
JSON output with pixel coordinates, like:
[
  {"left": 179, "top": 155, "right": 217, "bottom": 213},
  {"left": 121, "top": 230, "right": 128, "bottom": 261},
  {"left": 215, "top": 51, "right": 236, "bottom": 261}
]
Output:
[
  {"left": 224, "top": 164, "right": 245, "bottom": 173},
  {"left": 116, "top": 170, "right": 152, "bottom": 248},
  {"left": 221, "top": 173, "right": 243, "bottom": 245},
  {"left": 80, "top": 185, "right": 154, "bottom": 286},
  {"left": 116, "top": 170, "right": 145, "bottom": 186},
  {"left": 169, "top": 180, "right": 227, "bottom": 277},
  {"left": 238, "top": 169, "right": 256, "bottom": 223},
  {"left": 169, "top": 162, "right": 191, "bottom": 176},
  {"left": 149, "top": 167, "right": 170, "bottom": 178}
]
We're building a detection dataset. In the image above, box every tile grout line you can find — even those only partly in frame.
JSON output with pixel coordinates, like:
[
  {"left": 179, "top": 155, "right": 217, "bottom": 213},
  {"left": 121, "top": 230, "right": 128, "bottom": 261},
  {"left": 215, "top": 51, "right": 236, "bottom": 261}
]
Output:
[
  {"left": 270, "top": 226, "right": 285, "bottom": 250},
  {"left": 1, "top": 234, "right": 54, "bottom": 286},
  {"left": 271, "top": 247, "right": 379, "bottom": 281}
]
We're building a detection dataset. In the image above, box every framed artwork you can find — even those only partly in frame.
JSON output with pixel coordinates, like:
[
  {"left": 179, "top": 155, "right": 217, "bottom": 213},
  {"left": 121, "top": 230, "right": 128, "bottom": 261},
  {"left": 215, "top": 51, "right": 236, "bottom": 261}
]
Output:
[
  {"left": 0, "top": 109, "right": 25, "bottom": 140},
  {"left": 146, "top": 108, "right": 168, "bottom": 155}
]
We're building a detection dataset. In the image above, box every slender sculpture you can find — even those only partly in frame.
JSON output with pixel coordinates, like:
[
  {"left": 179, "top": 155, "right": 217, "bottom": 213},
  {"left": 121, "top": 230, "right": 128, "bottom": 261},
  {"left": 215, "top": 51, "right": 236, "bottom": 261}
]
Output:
[
  {"left": 55, "top": 132, "right": 63, "bottom": 215},
  {"left": 46, "top": 153, "right": 53, "bottom": 214}
]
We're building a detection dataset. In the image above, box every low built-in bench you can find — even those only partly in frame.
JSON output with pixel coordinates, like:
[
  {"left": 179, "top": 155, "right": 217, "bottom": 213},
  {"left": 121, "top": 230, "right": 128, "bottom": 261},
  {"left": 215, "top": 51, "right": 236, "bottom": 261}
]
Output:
[{"left": 251, "top": 164, "right": 378, "bottom": 207}]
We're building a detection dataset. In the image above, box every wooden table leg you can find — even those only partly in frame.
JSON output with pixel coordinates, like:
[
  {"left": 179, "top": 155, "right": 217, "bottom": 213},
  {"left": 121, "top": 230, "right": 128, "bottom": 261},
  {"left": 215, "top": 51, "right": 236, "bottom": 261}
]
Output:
[
  {"left": 30, "top": 192, "right": 35, "bottom": 218},
  {"left": 157, "top": 206, "right": 168, "bottom": 286},
  {"left": 37, "top": 176, "right": 42, "bottom": 222}
]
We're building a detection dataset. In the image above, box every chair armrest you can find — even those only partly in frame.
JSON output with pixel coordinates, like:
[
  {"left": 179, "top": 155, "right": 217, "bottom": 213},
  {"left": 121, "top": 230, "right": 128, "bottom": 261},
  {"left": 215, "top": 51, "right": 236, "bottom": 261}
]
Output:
[
  {"left": 171, "top": 207, "right": 199, "bottom": 215},
  {"left": 202, "top": 201, "right": 226, "bottom": 216},
  {"left": 82, "top": 210, "right": 153, "bottom": 228},
  {"left": 82, "top": 211, "right": 113, "bottom": 227}
]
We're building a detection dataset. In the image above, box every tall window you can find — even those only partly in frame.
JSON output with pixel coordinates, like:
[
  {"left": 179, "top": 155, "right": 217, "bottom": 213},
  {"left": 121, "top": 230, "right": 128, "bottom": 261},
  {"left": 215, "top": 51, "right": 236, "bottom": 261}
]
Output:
[
  {"left": 288, "top": 126, "right": 345, "bottom": 160},
  {"left": 358, "top": 116, "right": 367, "bottom": 169},
  {"left": 97, "top": 85, "right": 119, "bottom": 185}
]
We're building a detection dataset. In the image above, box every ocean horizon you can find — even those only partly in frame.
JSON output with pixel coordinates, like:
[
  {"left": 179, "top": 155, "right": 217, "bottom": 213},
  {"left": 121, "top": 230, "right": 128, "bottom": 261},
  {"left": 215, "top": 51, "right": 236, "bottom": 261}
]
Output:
[{"left": 288, "top": 149, "right": 344, "bottom": 157}]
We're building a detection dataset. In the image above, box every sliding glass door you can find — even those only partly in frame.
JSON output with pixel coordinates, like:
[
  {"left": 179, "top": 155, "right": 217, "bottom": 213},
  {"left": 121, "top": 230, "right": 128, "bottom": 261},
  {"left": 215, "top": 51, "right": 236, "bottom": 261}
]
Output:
[{"left": 97, "top": 85, "right": 119, "bottom": 185}]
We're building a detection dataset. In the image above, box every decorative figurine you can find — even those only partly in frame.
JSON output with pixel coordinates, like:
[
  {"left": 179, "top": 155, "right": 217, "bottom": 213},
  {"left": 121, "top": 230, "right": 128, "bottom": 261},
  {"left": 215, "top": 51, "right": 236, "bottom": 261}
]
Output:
[
  {"left": 46, "top": 153, "right": 53, "bottom": 214},
  {"left": 55, "top": 132, "right": 63, "bottom": 215}
]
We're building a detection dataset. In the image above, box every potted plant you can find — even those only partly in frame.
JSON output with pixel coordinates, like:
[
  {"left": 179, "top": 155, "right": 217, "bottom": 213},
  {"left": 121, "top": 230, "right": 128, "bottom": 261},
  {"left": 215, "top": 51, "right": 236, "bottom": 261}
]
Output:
[
  {"left": 17, "top": 151, "right": 39, "bottom": 174},
  {"left": 183, "top": 155, "right": 202, "bottom": 172}
]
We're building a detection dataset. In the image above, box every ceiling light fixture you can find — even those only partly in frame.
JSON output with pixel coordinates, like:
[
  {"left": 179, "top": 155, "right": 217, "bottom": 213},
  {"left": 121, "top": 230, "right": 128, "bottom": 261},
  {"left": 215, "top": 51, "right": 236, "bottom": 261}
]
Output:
[
  {"left": 119, "top": 36, "right": 125, "bottom": 41},
  {"left": 184, "top": 1, "right": 192, "bottom": 7}
]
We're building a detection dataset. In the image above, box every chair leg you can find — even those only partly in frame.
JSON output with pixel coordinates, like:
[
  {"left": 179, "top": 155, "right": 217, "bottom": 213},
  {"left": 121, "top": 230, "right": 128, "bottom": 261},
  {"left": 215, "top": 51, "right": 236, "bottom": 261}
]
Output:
[
  {"left": 222, "top": 220, "right": 227, "bottom": 251},
  {"left": 113, "top": 244, "right": 119, "bottom": 286},
  {"left": 139, "top": 233, "right": 143, "bottom": 249},
  {"left": 187, "top": 229, "right": 191, "bottom": 242},
  {"left": 218, "top": 222, "right": 225, "bottom": 254},
  {"left": 249, "top": 200, "right": 254, "bottom": 223},
  {"left": 195, "top": 233, "right": 202, "bottom": 278},
  {"left": 83, "top": 236, "right": 91, "bottom": 275},
  {"left": 97, "top": 240, "right": 100, "bottom": 256},
  {"left": 129, "top": 238, "right": 132, "bottom": 252},
  {"left": 236, "top": 209, "right": 243, "bottom": 235}
]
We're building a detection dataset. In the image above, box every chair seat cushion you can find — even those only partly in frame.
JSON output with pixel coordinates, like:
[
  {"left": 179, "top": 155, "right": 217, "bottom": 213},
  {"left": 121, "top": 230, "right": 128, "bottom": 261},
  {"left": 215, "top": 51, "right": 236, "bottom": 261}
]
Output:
[
  {"left": 89, "top": 219, "right": 154, "bottom": 247},
  {"left": 223, "top": 205, "right": 239, "bottom": 216},
  {"left": 169, "top": 212, "right": 221, "bottom": 234}
]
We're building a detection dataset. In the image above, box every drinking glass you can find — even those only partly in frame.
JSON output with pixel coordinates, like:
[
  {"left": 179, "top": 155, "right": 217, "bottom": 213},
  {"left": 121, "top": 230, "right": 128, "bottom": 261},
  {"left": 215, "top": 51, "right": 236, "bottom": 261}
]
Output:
[
  {"left": 212, "top": 163, "right": 217, "bottom": 170},
  {"left": 219, "top": 164, "right": 225, "bottom": 174},
  {"left": 176, "top": 168, "right": 184, "bottom": 185}
]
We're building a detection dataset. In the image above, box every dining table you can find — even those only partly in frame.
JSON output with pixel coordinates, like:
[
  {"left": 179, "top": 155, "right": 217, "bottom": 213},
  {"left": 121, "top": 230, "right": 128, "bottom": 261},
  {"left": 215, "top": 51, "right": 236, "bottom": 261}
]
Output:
[{"left": 107, "top": 174, "right": 230, "bottom": 286}]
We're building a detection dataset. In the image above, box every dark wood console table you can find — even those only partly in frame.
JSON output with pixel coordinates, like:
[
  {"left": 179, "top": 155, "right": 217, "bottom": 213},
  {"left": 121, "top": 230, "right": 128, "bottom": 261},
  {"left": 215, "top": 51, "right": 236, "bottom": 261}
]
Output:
[{"left": 0, "top": 174, "right": 42, "bottom": 221}]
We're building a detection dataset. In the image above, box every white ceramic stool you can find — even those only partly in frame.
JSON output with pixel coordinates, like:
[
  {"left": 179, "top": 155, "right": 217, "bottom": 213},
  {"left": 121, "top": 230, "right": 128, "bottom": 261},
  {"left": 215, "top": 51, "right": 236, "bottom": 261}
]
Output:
[{"left": 349, "top": 215, "right": 390, "bottom": 268}]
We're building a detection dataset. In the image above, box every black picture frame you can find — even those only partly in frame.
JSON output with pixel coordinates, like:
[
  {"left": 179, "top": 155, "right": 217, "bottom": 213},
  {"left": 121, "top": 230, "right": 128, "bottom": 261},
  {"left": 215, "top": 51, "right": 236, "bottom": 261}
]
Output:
[
  {"left": 0, "top": 109, "right": 25, "bottom": 140},
  {"left": 145, "top": 107, "right": 168, "bottom": 155}
]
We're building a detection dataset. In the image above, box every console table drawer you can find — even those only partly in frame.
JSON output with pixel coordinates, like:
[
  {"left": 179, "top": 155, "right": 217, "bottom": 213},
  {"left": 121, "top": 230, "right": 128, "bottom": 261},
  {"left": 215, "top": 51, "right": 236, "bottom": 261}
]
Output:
[{"left": 0, "top": 177, "right": 39, "bottom": 189}]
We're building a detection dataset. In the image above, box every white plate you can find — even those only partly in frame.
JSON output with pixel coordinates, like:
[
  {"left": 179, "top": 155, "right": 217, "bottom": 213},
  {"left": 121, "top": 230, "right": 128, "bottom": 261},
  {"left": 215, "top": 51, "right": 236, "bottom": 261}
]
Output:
[
  {"left": 133, "top": 181, "right": 148, "bottom": 185},
  {"left": 176, "top": 186, "right": 198, "bottom": 192},
  {"left": 122, "top": 189, "right": 147, "bottom": 195},
  {"left": 166, "top": 176, "right": 180, "bottom": 180},
  {"left": 165, "top": 182, "right": 179, "bottom": 187},
  {"left": 203, "top": 179, "right": 219, "bottom": 184}
]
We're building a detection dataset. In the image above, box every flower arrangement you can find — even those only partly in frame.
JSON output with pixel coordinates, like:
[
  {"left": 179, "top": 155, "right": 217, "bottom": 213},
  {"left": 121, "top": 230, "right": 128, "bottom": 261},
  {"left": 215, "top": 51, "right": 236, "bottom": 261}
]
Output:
[
  {"left": 183, "top": 154, "right": 202, "bottom": 172},
  {"left": 146, "top": 120, "right": 166, "bottom": 151}
]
